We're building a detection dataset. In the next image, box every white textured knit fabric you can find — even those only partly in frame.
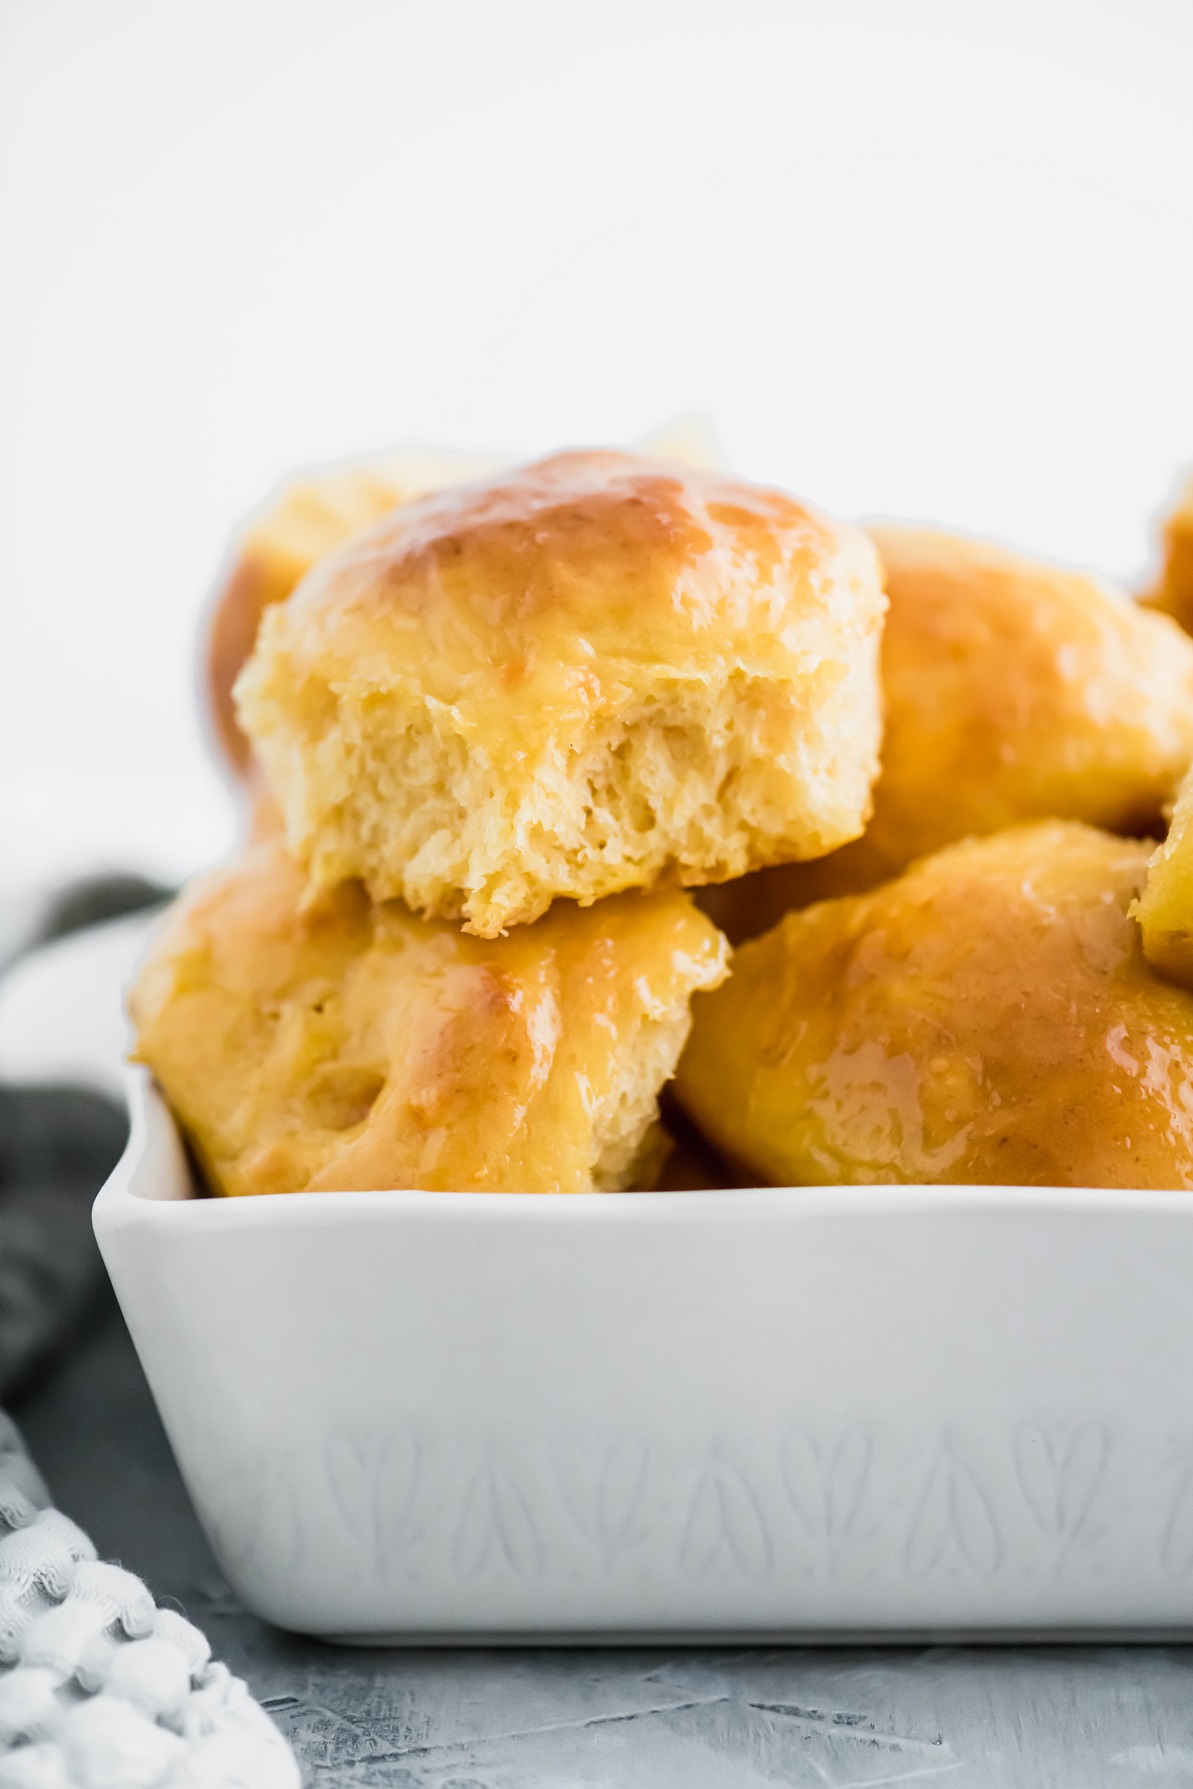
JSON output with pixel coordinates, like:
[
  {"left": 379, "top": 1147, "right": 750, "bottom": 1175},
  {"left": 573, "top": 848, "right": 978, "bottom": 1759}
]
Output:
[{"left": 0, "top": 1416, "right": 298, "bottom": 1789}]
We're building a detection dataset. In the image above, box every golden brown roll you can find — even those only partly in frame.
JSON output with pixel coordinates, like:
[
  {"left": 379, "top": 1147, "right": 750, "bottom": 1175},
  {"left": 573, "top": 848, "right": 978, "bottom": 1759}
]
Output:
[
  {"left": 206, "top": 446, "right": 501, "bottom": 772},
  {"left": 235, "top": 451, "right": 887, "bottom": 936},
  {"left": 130, "top": 838, "right": 727, "bottom": 1196},
  {"left": 677, "top": 820, "right": 1193, "bottom": 1189},
  {"left": 1143, "top": 470, "right": 1193, "bottom": 637},
  {"left": 702, "top": 527, "right": 1193, "bottom": 943},
  {"left": 1136, "top": 759, "right": 1193, "bottom": 986}
]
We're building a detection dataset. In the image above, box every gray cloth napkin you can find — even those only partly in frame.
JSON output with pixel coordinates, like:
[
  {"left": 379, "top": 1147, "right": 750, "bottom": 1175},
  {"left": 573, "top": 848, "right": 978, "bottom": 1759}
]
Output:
[
  {"left": 0, "top": 876, "right": 299, "bottom": 1785},
  {"left": 0, "top": 1088, "right": 126, "bottom": 1402},
  {"left": 0, "top": 874, "right": 167, "bottom": 1399}
]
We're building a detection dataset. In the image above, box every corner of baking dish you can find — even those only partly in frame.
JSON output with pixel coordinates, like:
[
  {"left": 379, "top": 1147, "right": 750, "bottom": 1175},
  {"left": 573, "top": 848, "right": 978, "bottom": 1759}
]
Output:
[{"left": 92, "top": 1067, "right": 192, "bottom": 1232}]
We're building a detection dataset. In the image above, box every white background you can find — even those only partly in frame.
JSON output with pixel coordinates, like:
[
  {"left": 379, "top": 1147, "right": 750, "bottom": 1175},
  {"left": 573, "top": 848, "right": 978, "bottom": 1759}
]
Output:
[{"left": 2, "top": 0, "right": 1192, "bottom": 887}]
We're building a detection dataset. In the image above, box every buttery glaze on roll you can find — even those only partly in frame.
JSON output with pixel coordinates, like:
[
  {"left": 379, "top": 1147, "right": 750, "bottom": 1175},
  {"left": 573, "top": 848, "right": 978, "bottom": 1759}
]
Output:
[
  {"left": 678, "top": 821, "right": 1193, "bottom": 1189},
  {"left": 206, "top": 446, "right": 502, "bottom": 773},
  {"left": 235, "top": 451, "right": 887, "bottom": 936},
  {"left": 702, "top": 528, "right": 1193, "bottom": 942},
  {"left": 130, "top": 838, "right": 727, "bottom": 1196},
  {"left": 1137, "top": 760, "right": 1193, "bottom": 987}
]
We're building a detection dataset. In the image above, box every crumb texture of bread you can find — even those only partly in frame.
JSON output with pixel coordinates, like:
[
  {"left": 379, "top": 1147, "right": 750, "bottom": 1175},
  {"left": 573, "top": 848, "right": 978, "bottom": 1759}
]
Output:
[
  {"left": 129, "top": 839, "right": 727, "bottom": 1196},
  {"left": 677, "top": 820, "right": 1193, "bottom": 1189},
  {"left": 704, "top": 526, "right": 1193, "bottom": 942},
  {"left": 207, "top": 445, "right": 502, "bottom": 771},
  {"left": 235, "top": 451, "right": 886, "bottom": 934}
]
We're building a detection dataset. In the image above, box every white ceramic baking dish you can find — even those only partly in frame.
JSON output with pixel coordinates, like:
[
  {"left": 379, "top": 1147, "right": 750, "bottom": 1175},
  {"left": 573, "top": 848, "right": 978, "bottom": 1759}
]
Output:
[{"left": 94, "top": 1069, "right": 1193, "bottom": 1640}]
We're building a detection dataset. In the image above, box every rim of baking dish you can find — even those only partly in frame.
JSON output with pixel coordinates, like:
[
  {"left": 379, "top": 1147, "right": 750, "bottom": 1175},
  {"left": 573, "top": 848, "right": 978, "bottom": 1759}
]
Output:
[{"left": 91, "top": 1068, "right": 1193, "bottom": 1236}]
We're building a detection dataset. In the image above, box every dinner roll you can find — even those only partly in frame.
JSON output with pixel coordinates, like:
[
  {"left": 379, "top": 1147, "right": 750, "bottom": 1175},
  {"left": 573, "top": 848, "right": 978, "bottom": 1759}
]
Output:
[
  {"left": 236, "top": 451, "right": 887, "bottom": 936},
  {"left": 130, "top": 838, "right": 727, "bottom": 1196},
  {"left": 702, "top": 527, "right": 1193, "bottom": 942},
  {"left": 206, "top": 446, "right": 502, "bottom": 772},
  {"left": 678, "top": 821, "right": 1193, "bottom": 1189}
]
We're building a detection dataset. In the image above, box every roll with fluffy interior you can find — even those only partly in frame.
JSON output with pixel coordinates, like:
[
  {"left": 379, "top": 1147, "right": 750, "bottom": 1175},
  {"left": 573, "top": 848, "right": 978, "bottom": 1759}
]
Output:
[{"left": 235, "top": 451, "right": 887, "bottom": 936}]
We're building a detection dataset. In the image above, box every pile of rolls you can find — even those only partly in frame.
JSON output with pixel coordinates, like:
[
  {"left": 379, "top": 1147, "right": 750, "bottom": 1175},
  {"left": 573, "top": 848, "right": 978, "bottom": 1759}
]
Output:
[{"left": 131, "top": 446, "right": 1193, "bottom": 1191}]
